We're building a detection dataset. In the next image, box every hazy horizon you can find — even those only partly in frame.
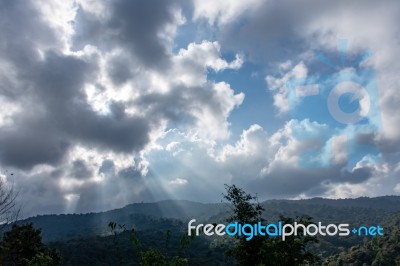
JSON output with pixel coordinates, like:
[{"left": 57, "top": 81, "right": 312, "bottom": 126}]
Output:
[{"left": 17, "top": 193, "right": 400, "bottom": 219}]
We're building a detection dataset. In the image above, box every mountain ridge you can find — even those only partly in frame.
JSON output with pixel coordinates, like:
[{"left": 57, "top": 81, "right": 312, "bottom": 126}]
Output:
[{"left": 12, "top": 195, "right": 400, "bottom": 242}]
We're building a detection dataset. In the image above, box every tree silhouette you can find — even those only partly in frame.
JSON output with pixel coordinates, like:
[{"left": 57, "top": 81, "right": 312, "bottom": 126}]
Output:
[
  {"left": 108, "top": 221, "right": 193, "bottom": 266},
  {"left": 0, "top": 174, "right": 19, "bottom": 228},
  {"left": 0, "top": 223, "right": 61, "bottom": 266},
  {"left": 223, "top": 184, "right": 319, "bottom": 266}
]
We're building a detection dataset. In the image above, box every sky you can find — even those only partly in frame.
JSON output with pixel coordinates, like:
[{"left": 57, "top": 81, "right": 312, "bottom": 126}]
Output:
[{"left": 0, "top": 0, "right": 400, "bottom": 217}]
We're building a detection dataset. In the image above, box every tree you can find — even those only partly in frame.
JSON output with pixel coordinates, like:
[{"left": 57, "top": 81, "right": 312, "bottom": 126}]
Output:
[
  {"left": 223, "top": 184, "right": 319, "bottom": 266},
  {"left": 223, "top": 184, "right": 266, "bottom": 265},
  {"left": 108, "top": 221, "right": 193, "bottom": 266},
  {"left": 324, "top": 213, "right": 400, "bottom": 265},
  {"left": 131, "top": 228, "right": 190, "bottom": 266},
  {"left": 224, "top": 184, "right": 264, "bottom": 225},
  {"left": 259, "top": 215, "right": 320, "bottom": 265},
  {"left": 0, "top": 177, "right": 19, "bottom": 228},
  {"left": 0, "top": 223, "right": 61, "bottom": 266}
]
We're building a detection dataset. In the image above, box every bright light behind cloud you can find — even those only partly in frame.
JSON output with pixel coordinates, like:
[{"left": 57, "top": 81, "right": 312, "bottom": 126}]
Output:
[{"left": 0, "top": 0, "right": 399, "bottom": 217}]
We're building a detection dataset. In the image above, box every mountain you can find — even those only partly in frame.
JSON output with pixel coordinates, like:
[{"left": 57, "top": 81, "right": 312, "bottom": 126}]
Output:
[
  {"left": 270, "top": 196, "right": 400, "bottom": 211},
  {"left": 3, "top": 196, "right": 399, "bottom": 265},
  {"left": 323, "top": 213, "right": 400, "bottom": 265},
  {"left": 12, "top": 196, "right": 400, "bottom": 243}
]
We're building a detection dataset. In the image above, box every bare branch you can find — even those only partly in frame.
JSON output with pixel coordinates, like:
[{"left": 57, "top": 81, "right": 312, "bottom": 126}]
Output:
[{"left": 0, "top": 178, "right": 20, "bottom": 230}]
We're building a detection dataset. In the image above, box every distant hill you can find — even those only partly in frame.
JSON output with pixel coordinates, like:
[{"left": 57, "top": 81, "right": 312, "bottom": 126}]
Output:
[
  {"left": 261, "top": 196, "right": 400, "bottom": 224},
  {"left": 16, "top": 200, "right": 227, "bottom": 242},
  {"left": 270, "top": 196, "right": 400, "bottom": 211},
  {"left": 11, "top": 196, "right": 400, "bottom": 243}
]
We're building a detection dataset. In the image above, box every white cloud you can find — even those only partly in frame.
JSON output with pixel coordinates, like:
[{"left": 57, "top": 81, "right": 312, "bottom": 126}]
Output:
[
  {"left": 219, "top": 124, "right": 268, "bottom": 161},
  {"left": 193, "top": 0, "right": 263, "bottom": 25},
  {"left": 168, "top": 178, "right": 188, "bottom": 186},
  {"left": 173, "top": 41, "right": 243, "bottom": 86},
  {"left": 266, "top": 62, "right": 308, "bottom": 114},
  {"left": 34, "top": 0, "right": 78, "bottom": 51}
]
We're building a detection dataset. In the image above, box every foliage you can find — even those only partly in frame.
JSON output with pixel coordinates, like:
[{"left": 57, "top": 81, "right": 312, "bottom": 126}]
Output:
[
  {"left": 50, "top": 216, "right": 221, "bottom": 265},
  {"left": 223, "top": 184, "right": 319, "bottom": 266},
  {"left": 10, "top": 196, "right": 400, "bottom": 244},
  {"left": 259, "top": 216, "right": 320, "bottom": 265},
  {"left": 0, "top": 223, "right": 61, "bottom": 266},
  {"left": 52, "top": 224, "right": 229, "bottom": 265},
  {"left": 109, "top": 220, "right": 193, "bottom": 266},
  {"left": 323, "top": 213, "right": 400, "bottom": 266},
  {"left": 223, "top": 184, "right": 264, "bottom": 224},
  {"left": 3, "top": 192, "right": 399, "bottom": 265}
]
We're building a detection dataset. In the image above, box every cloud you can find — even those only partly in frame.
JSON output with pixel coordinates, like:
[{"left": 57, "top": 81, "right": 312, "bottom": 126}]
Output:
[
  {"left": 221, "top": 121, "right": 375, "bottom": 198},
  {"left": 142, "top": 121, "right": 377, "bottom": 202},
  {"left": 0, "top": 0, "right": 246, "bottom": 214},
  {"left": 193, "top": 0, "right": 263, "bottom": 25},
  {"left": 206, "top": 0, "right": 400, "bottom": 143},
  {"left": 207, "top": 0, "right": 400, "bottom": 198},
  {"left": 1, "top": 2, "right": 236, "bottom": 170},
  {"left": 177, "top": 41, "right": 243, "bottom": 73},
  {"left": 11, "top": 145, "right": 157, "bottom": 216},
  {"left": 134, "top": 41, "right": 245, "bottom": 140},
  {"left": 169, "top": 178, "right": 188, "bottom": 186},
  {"left": 69, "top": 160, "right": 93, "bottom": 180},
  {"left": 266, "top": 61, "right": 308, "bottom": 114},
  {"left": 0, "top": 50, "right": 152, "bottom": 169},
  {"left": 72, "top": 0, "right": 189, "bottom": 69},
  {"left": 1, "top": 0, "right": 400, "bottom": 216}
]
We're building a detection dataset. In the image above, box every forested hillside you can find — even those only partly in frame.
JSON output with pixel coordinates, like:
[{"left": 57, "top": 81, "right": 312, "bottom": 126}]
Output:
[
  {"left": 323, "top": 213, "right": 400, "bottom": 265},
  {"left": 2, "top": 196, "right": 399, "bottom": 265},
  {"left": 13, "top": 196, "right": 400, "bottom": 243}
]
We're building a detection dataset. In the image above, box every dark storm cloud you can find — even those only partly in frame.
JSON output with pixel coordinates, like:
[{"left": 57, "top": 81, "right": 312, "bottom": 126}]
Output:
[
  {"left": 70, "top": 160, "right": 93, "bottom": 179},
  {"left": 236, "top": 163, "right": 374, "bottom": 199},
  {"left": 99, "top": 159, "right": 115, "bottom": 175},
  {"left": 339, "top": 167, "right": 373, "bottom": 184},
  {"left": 13, "top": 163, "right": 157, "bottom": 216},
  {"left": 220, "top": 125, "right": 375, "bottom": 199},
  {"left": 13, "top": 171, "right": 65, "bottom": 216},
  {"left": 215, "top": 0, "right": 399, "bottom": 65},
  {"left": 0, "top": 0, "right": 207, "bottom": 172},
  {"left": 68, "top": 163, "right": 157, "bottom": 214},
  {"left": 1, "top": 51, "right": 151, "bottom": 168},
  {"left": 134, "top": 81, "right": 234, "bottom": 127},
  {"left": 0, "top": 1, "right": 70, "bottom": 169},
  {"left": 73, "top": 0, "right": 191, "bottom": 69},
  {"left": 118, "top": 166, "right": 142, "bottom": 179},
  {"left": 0, "top": 8, "right": 152, "bottom": 169},
  {"left": 0, "top": 0, "right": 58, "bottom": 99},
  {"left": 108, "top": 0, "right": 175, "bottom": 68},
  {"left": 216, "top": 0, "right": 311, "bottom": 63},
  {"left": 71, "top": 7, "right": 106, "bottom": 51},
  {"left": 107, "top": 55, "right": 136, "bottom": 85},
  {"left": 0, "top": 122, "right": 70, "bottom": 169},
  {"left": 134, "top": 84, "right": 198, "bottom": 124}
]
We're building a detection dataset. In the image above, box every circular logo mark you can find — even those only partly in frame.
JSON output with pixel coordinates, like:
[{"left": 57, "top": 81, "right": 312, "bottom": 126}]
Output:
[{"left": 327, "top": 81, "right": 370, "bottom": 124}]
